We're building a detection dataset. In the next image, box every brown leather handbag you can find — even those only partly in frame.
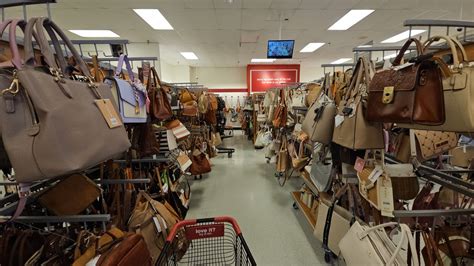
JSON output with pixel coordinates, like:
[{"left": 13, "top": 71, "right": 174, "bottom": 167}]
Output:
[
  {"left": 97, "top": 233, "right": 152, "bottom": 266},
  {"left": 179, "top": 88, "right": 196, "bottom": 104},
  {"left": 190, "top": 153, "right": 212, "bottom": 175},
  {"left": 0, "top": 17, "right": 130, "bottom": 183},
  {"left": 272, "top": 90, "right": 288, "bottom": 128},
  {"left": 147, "top": 67, "right": 172, "bottom": 121},
  {"left": 132, "top": 123, "right": 160, "bottom": 157},
  {"left": 38, "top": 174, "right": 101, "bottom": 215},
  {"left": 182, "top": 100, "right": 198, "bottom": 116},
  {"left": 367, "top": 38, "right": 445, "bottom": 125}
]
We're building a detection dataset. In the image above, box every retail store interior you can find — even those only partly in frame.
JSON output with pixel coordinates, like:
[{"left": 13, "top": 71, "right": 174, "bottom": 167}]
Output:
[{"left": 0, "top": 0, "right": 474, "bottom": 265}]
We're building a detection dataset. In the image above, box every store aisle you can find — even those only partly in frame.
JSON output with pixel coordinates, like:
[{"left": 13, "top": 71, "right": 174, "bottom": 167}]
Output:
[{"left": 186, "top": 132, "right": 329, "bottom": 266}]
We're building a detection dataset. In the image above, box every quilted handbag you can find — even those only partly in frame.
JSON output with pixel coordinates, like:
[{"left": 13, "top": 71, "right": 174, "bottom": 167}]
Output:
[
  {"left": 332, "top": 57, "right": 384, "bottom": 150},
  {"left": 339, "top": 222, "right": 419, "bottom": 266},
  {"left": 413, "top": 130, "right": 458, "bottom": 161},
  {"left": 105, "top": 54, "right": 148, "bottom": 123},
  {"left": 302, "top": 93, "right": 336, "bottom": 145},
  {"left": 367, "top": 38, "right": 444, "bottom": 125},
  {"left": 398, "top": 36, "right": 474, "bottom": 132}
]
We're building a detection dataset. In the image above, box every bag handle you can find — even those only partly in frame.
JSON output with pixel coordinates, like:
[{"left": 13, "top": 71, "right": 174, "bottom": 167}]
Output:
[
  {"left": 423, "top": 35, "right": 463, "bottom": 68},
  {"left": 25, "top": 18, "right": 93, "bottom": 80},
  {"left": 115, "top": 54, "right": 135, "bottom": 82},
  {"left": 393, "top": 38, "right": 423, "bottom": 66}
]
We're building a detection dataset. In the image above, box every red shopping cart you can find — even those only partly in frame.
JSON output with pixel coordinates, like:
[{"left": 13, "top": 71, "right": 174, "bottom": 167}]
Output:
[{"left": 156, "top": 216, "right": 256, "bottom": 265}]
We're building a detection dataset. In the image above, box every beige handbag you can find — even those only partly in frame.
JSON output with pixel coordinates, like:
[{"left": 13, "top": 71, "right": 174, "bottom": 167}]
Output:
[
  {"left": 276, "top": 136, "right": 289, "bottom": 172},
  {"left": 398, "top": 35, "right": 474, "bottom": 132},
  {"left": 0, "top": 17, "right": 130, "bottom": 183},
  {"left": 449, "top": 145, "right": 474, "bottom": 167},
  {"left": 304, "top": 83, "right": 322, "bottom": 107},
  {"left": 413, "top": 130, "right": 458, "bottom": 161},
  {"left": 332, "top": 57, "right": 384, "bottom": 150},
  {"left": 339, "top": 222, "right": 419, "bottom": 266},
  {"left": 301, "top": 93, "right": 336, "bottom": 145}
]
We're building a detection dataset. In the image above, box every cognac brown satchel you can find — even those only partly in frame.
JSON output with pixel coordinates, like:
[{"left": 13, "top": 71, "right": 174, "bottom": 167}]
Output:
[{"left": 367, "top": 38, "right": 444, "bottom": 125}]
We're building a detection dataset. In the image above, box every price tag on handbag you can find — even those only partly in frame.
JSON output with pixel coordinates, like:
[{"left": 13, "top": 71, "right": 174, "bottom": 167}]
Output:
[
  {"left": 153, "top": 216, "right": 168, "bottom": 233},
  {"left": 354, "top": 157, "right": 365, "bottom": 173},
  {"left": 378, "top": 176, "right": 395, "bottom": 217},
  {"left": 94, "top": 99, "right": 123, "bottom": 128},
  {"left": 368, "top": 165, "right": 384, "bottom": 183},
  {"left": 334, "top": 115, "right": 344, "bottom": 128}
]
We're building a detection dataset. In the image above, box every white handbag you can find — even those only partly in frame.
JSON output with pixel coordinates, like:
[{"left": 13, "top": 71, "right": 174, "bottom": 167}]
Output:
[{"left": 339, "top": 222, "right": 419, "bottom": 266}]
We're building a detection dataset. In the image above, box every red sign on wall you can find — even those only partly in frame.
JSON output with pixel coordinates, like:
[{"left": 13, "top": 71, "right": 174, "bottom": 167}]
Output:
[{"left": 247, "top": 64, "right": 300, "bottom": 93}]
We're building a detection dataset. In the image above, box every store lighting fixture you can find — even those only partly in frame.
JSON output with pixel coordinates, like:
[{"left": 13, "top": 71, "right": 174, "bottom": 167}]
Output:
[
  {"left": 300, "top": 42, "right": 325, "bottom": 53},
  {"left": 381, "top": 30, "right": 425, "bottom": 43},
  {"left": 251, "top": 58, "right": 276, "bottom": 63},
  {"left": 133, "top": 9, "right": 174, "bottom": 30},
  {"left": 181, "top": 52, "right": 199, "bottom": 60},
  {"left": 328, "top": 9, "right": 374, "bottom": 30},
  {"left": 69, "top": 30, "right": 119, "bottom": 38},
  {"left": 357, "top": 44, "right": 372, "bottom": 48},
  {"left": 331, "top": 58, "right": 352, "bottom": 64}
]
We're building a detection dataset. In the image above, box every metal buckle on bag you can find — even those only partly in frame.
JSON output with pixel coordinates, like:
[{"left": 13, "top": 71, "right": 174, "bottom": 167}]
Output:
[{"left": 382, "top": 86, "right": 394, "bottom": 104}]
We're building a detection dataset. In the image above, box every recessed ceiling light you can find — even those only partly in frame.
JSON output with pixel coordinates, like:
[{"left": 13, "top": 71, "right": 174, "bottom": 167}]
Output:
[
  {"left": 331, "top": 58, "right": 352, "bottom": 64},
  {"left": 69, "top": 30, "right": 119, "bottom": 38},
  {"left": 381, "top": 30, "right": 425, "bottom": 43},
  {"left": 300, "top": 42, "right": 325, "bottom": 53},
  {"left": 328, "top": 9, "right": 374, "bottom": 31},
  {"left": 133, "top": 9, "right": 173, "bottom": 30},
  {"left": 181, "top": 52, "right": 198, "bottom": 60},
  {"left": 383, "top": 50, "right": 409, "bottom": 60},
  {"left": 251, "top": 58, "right": 276, "bottom": 63},
  {"left": 357, "top": 45, "right": 372, "bottom": 48}
]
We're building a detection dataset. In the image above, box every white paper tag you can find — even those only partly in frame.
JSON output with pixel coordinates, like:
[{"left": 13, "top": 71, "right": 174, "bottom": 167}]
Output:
[
  {"left": 463, "top": 145, "right": 467, "bottom": 153},
  {"left": 153, "top": 216, "right": 168, "bottom": 233},
  {"left": 379, "top": 177, "right": 395, "bottom": 217},
  {"left": 348, "top": 103, "right": 356, "bottom": 118},
  {"left": 335, "top": 115, "right": 344, "bottom": 128},
  {"left": 368, "top": 165, "right": 384, "bottom": 183}
]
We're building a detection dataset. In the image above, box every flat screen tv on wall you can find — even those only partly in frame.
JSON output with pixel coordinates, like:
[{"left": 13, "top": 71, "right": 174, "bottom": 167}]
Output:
[{"left": 267, "top": 40, "right": 295, "bottom": 59}]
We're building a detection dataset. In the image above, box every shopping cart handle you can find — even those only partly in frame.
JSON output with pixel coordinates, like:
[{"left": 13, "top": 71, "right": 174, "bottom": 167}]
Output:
[{"left": 166, "top": 216, "right": 243, "bottom": 242}]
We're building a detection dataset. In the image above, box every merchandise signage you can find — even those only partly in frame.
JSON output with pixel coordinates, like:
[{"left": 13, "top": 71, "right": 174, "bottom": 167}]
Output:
[
  {"left": 247, "top": 64, "right": 300, "bottom": 93},
  {"left": 185, "top": 223, "right": 225, "bottom": 240}
]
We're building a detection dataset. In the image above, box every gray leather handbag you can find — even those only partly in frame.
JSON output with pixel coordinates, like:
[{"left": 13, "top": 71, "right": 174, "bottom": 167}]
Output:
[{"left": 309, "top": 145, "right": 334, "bottom": 192}]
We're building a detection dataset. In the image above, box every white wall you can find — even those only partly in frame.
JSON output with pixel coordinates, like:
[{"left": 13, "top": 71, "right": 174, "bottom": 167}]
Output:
[
  {"left": 160, "top": 61, "right": 191, "bottom": 83},
  {"left": 190, "top": 66, "right": 246, "bottom": 89},
  {"left": 300, "top": 65, "right": 324, "bottom": 82}
]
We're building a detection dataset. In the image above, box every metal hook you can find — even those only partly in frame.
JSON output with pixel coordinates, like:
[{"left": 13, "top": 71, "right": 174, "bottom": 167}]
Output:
[{"left": 102, "top": 51, "right": 114, "bottom": 58}]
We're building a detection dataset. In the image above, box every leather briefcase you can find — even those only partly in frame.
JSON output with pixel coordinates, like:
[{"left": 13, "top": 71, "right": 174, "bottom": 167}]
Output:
[
  {"left": 0, "top": 17, "right": 130, "bottom": 183},
  {"left": 105, "top": 54, "right": 148, "bottom": 123},
  {"left": 367, "top": 38, "right": 445, "bottom": 125}
]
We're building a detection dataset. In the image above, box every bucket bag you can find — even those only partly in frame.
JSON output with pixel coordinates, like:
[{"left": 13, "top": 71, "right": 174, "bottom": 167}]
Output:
[
  {"left": 367, "top": 38, "right": 445, "bottom": 125},
  {"left": 105, "top": 54, "right": 148, "bottom": 123},
  {"left": 0, "top": 17, "right": 130, "bottom": 184},
  {"left": 332, "top": 57, "right": 384, "bottom": 150}
]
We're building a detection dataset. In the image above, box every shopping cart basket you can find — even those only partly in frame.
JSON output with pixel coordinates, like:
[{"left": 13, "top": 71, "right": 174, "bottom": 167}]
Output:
[{"left": 156, "top": 216, "right": 256, "bottom": 265}]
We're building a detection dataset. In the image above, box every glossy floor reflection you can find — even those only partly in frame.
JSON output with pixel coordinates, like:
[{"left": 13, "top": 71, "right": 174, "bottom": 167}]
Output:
[{"left": 186, "top": 131, "right": 329, "bottom": 266}]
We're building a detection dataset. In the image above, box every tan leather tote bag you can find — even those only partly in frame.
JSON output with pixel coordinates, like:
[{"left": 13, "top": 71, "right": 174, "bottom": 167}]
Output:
[{"left": 0, "top": 17, "right": 130, "bottom": 183}]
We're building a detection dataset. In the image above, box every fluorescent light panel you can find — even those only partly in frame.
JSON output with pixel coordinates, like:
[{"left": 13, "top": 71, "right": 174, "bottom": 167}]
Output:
[
  {"left": 381, "top": 30, "right": 425, "bottom": 43},
  {"left": 181, "top": 52, "right": 198, "bottom": 60},
  {"left": 331, "top": 58, "right": 352, "bottom": 64},
  {"left": 69, "top": 30, "right": 119, "bottom": 38},
  {"left": 251, "top": 58, "right": 275, "bottom": 63},
  {"left": 328, "top": 9, "right": 374, "bottom": 30},
  {"left": 300, "top": 42, "right": 325, "bottom": 53},
  {"left": 133, "top": 9, "right": 173, "bottom": 30}
]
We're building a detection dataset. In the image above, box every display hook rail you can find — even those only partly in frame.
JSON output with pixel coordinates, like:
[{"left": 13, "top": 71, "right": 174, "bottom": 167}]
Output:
[
  {"left": 393, "top": 208, "right": 474, "bottom": 218},
  {"left": 321, "top": 63, "right": 354, "bottom": 73},
  {"left": 404, "top": 19, "right": 474, "bottom": 42}
]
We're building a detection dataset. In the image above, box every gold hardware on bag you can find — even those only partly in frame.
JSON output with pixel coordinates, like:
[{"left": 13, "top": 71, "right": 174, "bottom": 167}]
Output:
[
  {"left": 382, "top": 86, "right": 394, "bottom": 104},
  {"left": 1, "top": 76, "right": 19, "bottom": 96}
]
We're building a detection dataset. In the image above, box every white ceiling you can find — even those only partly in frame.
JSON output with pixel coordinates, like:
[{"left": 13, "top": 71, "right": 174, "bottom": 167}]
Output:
[{"left": 3, "top": 0, "right": 474, "bottom": 67}]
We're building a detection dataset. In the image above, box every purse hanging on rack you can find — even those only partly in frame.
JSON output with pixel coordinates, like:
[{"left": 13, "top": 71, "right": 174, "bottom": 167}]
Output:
[
  {"left": 147, "top": 67, "right": 173, "bottom": 121},
  {"left": 272, "top": 89, "right": 288, "bottom": 128},
  {"left": 332, "top": 57, "right": 384, "bottom": 150},
  {"left": 105, "top": 54, "right": 148, "bottom": 123},
  {"left": 276, "top": 135, "right": 289, "bottom": 173},
  {"left": 367, "top": 38, "right": 445, "bottom": 125}
]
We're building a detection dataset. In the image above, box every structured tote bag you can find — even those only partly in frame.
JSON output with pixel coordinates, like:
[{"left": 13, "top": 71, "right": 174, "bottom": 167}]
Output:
[
  {"left": 399, "top": 36, "right": 474, "bottom": 132},
  {"left": 339, "top": 222, "right": 419, "bottom": 266},
  {"left": 0, "top": 17, "right": 130, "bottom": 183},
  {"left": 309, "top": 145, "right": 333, "bottom": 192},
  {"left": 105, "top": 54, "right": 148, "bottom": 123},
  {"left": 147, "top": 67, "right": 173, "bottom": 121},
  {"left": 332, "top": 57, "right": 384, "bottom": 150},
  {"left": 367, "top": 38, "right": 445, "bottom": 125},
  {"left": 302, "top": 92, "right": 336, "bottom": 145}
]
